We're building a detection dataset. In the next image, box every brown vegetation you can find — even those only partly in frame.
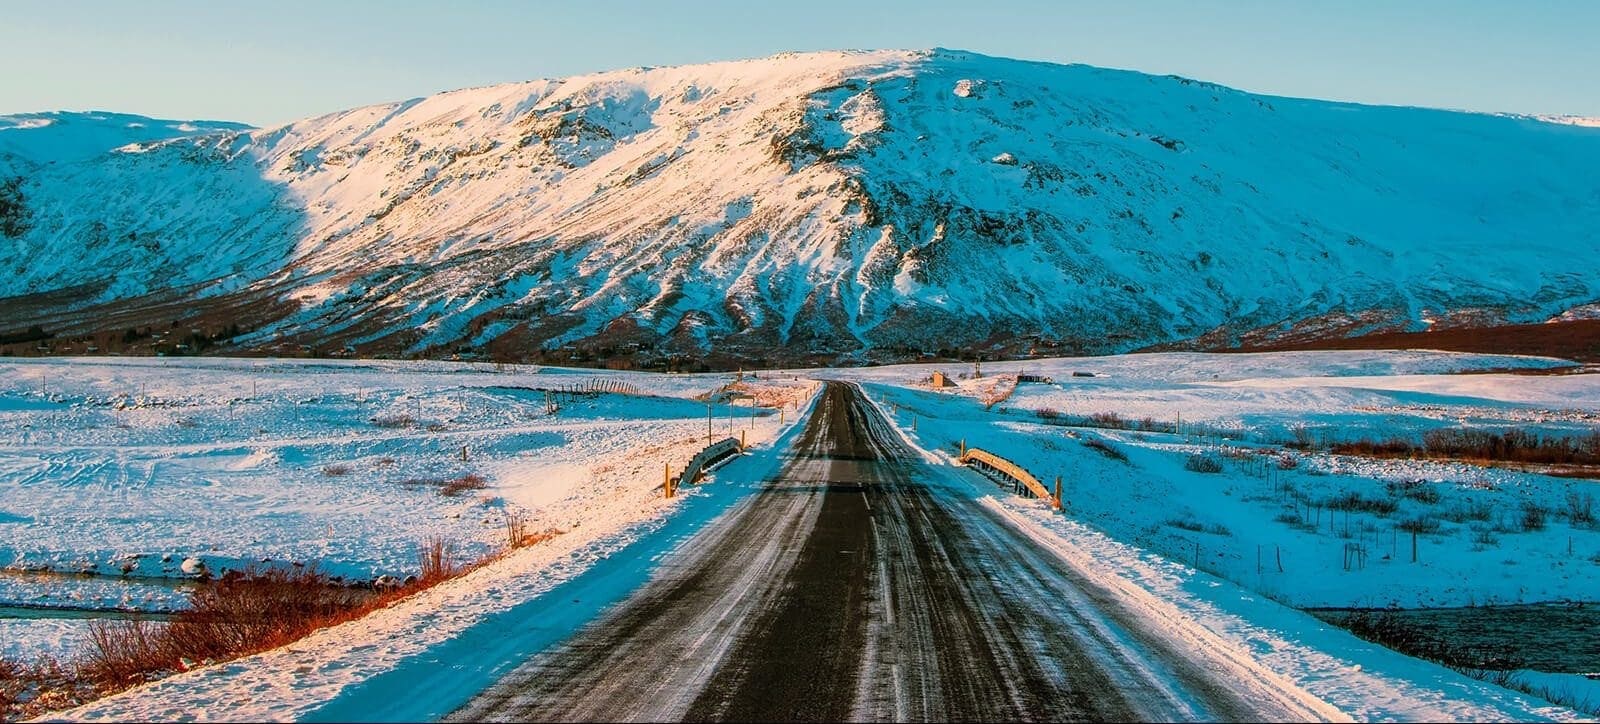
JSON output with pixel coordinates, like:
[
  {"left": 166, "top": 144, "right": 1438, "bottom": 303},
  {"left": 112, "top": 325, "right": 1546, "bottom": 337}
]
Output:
[
  {"left": 1082, "top": 437, "right": 1129, "bottom": 463},
  {"left": 439, "top": 473, "right": 489, "bottom": 497},
  {"left": 1328, "top": 427, "right": 1600, "bottom": 478},
  {"left": 2, "top": 515, "right": 578, "bottom": 720},
  {"left": 1235, "top": 318, "right": 1600, "bottom": 363}
]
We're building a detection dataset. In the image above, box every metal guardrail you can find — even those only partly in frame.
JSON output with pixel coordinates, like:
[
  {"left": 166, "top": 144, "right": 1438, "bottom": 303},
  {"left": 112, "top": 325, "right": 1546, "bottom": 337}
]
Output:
[
  {"left": 665, "top": 437, "right": 743, "bottom": 497},
  {"left": 960, "top": 447, "right": 1060, "bottom": 509}
]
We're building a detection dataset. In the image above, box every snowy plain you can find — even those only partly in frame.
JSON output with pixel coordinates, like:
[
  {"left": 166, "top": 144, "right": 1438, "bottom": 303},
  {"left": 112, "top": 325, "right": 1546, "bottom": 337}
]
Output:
[
  {"left": 835, "top": 350, "right": 1600, "bottom": 608},
  {"left": 5, "top": 350, "right": 1597, "bottom": 721},
  {"left": 0, "top": 356, "right": 810, "bottom": 667},
  {"left": 832, "top": 349, "right": 1600, "bottom": 716}
]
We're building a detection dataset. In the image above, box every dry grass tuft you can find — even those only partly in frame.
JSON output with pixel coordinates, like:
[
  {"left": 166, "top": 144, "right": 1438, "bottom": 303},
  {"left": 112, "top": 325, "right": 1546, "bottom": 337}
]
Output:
[
  {"left": 439, "top": 473, "right": 489, "bottom": 497},
  {"left": 418, "top": 537, "right": 458, "bottom": 583}
]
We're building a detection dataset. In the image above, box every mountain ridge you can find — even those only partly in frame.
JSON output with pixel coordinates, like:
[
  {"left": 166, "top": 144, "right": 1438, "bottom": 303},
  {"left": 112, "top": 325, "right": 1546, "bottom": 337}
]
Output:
[{"left": 2, "top": 49, "right": 1598, "bottom": 367}]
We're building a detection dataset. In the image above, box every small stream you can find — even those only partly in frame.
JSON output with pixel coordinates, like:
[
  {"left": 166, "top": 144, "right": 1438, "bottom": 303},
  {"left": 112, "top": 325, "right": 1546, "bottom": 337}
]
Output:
[
  {"left": 0, "top": 604, "right": 178, "bottom": 622},
  {"left": 1310, "top": 603, "right": 1600, "bottom": 673}
]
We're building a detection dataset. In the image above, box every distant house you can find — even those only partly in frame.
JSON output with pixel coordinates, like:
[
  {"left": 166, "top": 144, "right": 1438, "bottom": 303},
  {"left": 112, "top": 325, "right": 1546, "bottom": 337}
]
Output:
[{"left": 931, "top": 371, "right": 957, "bottom": 388}]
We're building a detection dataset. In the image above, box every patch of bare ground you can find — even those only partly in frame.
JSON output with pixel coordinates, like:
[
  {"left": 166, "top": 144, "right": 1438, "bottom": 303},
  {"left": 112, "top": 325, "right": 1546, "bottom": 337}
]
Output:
[{"left": 1229, "top": 319, "right": 1600, "bottom": 364}]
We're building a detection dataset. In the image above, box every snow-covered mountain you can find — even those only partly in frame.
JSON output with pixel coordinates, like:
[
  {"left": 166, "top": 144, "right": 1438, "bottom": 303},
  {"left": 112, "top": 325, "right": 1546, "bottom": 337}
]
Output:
[{"left": 3, "top": 49, "right": 1599, "bottom": 365}]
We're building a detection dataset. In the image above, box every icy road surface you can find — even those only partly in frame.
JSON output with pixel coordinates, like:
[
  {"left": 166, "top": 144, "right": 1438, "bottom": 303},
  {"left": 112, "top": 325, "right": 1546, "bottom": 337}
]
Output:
[{"left": 449, "top": 382, "right": 1329, "bottom": 722}]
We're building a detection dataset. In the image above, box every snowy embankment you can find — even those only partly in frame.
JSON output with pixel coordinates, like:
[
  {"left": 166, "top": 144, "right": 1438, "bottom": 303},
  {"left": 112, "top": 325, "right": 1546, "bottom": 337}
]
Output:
[
  {"left": 0, "top": 358, "right": 811, "bottom": 686},
  {"left": 837, "top": 349, "right": 1598, "bottom": 718}
]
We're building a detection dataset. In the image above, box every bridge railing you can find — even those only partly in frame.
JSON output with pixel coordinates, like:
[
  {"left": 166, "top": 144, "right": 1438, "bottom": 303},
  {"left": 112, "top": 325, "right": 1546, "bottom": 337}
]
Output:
[
  {"left": 959, "top": 447, "right": 1061, "bottom": 510},
  {"left": 665, "top": 437, "right": 743, "bottom": 497}
]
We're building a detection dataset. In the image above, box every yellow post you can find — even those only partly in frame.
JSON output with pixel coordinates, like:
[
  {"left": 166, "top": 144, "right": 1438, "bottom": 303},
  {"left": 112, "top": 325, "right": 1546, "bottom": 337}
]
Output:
[
  {"left": 959, "top": 438, "right": 966, "bottom": 456},
  {"left": 1054, "top": 476, "right": 1063, "bottom": 511},
  {"left": 664, "top": 462, "right": 673, "bottom": 499},
  {"left": 740, "top": 429, "right": 746, "bottom": 450}
]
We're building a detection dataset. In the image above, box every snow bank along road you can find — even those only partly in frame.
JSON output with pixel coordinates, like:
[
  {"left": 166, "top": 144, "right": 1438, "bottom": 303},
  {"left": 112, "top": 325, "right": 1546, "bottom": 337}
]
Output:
[{"left": 451, "top": 382, "right": 1329, "bottom": 722}]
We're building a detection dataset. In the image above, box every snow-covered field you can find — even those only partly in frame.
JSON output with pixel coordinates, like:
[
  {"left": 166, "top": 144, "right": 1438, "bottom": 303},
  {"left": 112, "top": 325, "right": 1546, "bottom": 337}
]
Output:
[
  {"left": 833, "top": 349, "right": 1600, "bottom": 715},
  {"left": 835, "top": 350, "right": 1600, "bottom": 609},
  {"left": 8, "top": 349, "right": 1597, "bottom": 720},
  {"left": 0, "top": 356, "right": 810, "bottom": 664}
]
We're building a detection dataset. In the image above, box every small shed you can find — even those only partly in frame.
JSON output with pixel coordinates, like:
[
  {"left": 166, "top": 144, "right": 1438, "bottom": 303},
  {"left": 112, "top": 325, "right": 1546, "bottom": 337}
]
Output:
[{"left": 931, "top": 370, "right": 957, "bottom": 388}]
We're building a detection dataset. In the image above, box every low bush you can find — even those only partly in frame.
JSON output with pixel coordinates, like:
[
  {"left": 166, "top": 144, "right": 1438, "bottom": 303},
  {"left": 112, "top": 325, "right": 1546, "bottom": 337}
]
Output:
[
  {"left": 1566, "top": 491, "right": 1597, "bottom": 527},
  {"left": 0, "top": 654, "right": 84, "bottom": 721},
  {"left": 1443, "top": 499, "right": 1494, "bottom": 523},
  {"left": 1521, "top": 501, "right": 1547, "bottom": 532},
  {"left": 1166, "top": 517, "right": 1232, "bottom": 536},
  {"left": 418, "top": 537, "right": 458, "bottom": 583},
  {"left": 1405, "top": 486, "right": 1441, "bottom": 505},
  {"left": 1325, "top": 490, "right": 1400, "bottom": 516},
  {"left": 1087, "top": 412, "right": 1126, "bottom": 429},
  {"left": 1184, "top": 454, "right": 1223, "bottom": 473},
  {"left": 1398, "top": 515, "right": 1442, "bottom": 534},
  {"left": 74, "top": 536, "right": 487, "bottom": 702},
  {"left": 370, "top": 414, "right": 415, "bottom": 429},
  {"left": 439, "top": 473, "right": 488, "bottom": 497},
  {"left": 1331, "top": 426, "right": 1600, "bottom": 467},
  {"left": 80, "top": 565, "right": 374, "bottom": 689},
  {"left": 1083, "top": 437, "right": 1128, "bottom": 462},
  {"left": 1166, "top": 517, "right": 1205, "bottom": 533}
]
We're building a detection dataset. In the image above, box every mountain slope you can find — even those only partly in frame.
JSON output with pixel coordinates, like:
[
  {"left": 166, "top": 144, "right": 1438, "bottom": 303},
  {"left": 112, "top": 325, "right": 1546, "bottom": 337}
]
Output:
[{"left": 3, "top": 50, "right": 1599, "bottom": 366}]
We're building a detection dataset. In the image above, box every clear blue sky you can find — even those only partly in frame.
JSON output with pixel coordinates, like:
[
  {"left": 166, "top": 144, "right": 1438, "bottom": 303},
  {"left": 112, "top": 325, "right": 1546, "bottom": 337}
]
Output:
[{"left": 3, "top": 0, "right": 1596, "bottom": 126}]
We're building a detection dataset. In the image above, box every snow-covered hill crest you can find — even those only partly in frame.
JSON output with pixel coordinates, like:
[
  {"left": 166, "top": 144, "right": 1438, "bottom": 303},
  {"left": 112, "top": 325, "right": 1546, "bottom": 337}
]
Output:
[{"left": 3, "top": 49, "right": 1599, "bottom": 364}]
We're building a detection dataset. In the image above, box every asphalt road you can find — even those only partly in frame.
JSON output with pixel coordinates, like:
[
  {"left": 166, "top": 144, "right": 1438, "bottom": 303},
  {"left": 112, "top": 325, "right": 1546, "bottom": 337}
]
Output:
[{"left": 450, "top": 381, "right": 1315, "bottom": 722}]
